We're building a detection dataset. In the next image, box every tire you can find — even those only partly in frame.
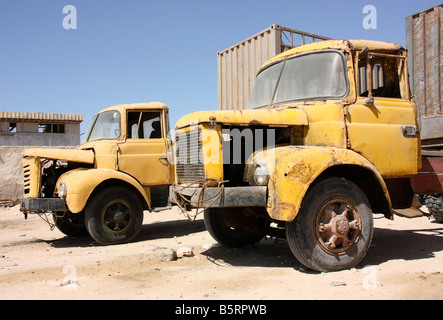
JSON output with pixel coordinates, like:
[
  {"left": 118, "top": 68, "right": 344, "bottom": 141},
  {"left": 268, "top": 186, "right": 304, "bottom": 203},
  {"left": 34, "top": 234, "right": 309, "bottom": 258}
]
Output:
[
  {"left": 85, "top": 186, "right": 144, "bottom": 245},
  {"left": 423, "top": 195, "right": 443, "bottom": 223},
  {"left": 285, "top": 177, "right": 374, "bottom": 272},
  {"left": 204, "top": 207, "right": 267, "bottom": 248},
  {"left": 54, "top": 211, "right": 89, "bottom": 237}
]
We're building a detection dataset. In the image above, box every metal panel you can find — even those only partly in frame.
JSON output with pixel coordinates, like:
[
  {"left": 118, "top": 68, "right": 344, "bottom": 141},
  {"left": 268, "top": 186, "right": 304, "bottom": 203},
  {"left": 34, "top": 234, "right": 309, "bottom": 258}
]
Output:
[
  {"left": 175, "top": 127, "right": 205, "bottom": 184},
  {"left": 172, "top": 186, "right": 267, "bottom": 208},
  {"left": 411, "top": 157, "right": 443, "bottom": 194},
  {"left": 218, "top": 24, "right": 330, "bottom": 111},
  {"left": 20, "top": 197, "right": 68, "bottom": 214},
  {"left": 406, "top": 4, "right": 443, "bottom": 142}
]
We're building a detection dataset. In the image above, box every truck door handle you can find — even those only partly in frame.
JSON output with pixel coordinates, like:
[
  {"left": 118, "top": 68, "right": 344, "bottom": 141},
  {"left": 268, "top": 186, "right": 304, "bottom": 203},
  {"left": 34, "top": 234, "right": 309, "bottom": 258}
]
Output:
[{"left": 402, "top": 126, "right": 418, "bottom": 137}]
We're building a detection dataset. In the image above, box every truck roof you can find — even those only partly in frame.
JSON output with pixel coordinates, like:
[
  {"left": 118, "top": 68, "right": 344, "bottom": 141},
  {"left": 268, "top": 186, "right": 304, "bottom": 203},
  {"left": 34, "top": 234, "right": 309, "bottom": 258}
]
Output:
[
  {"left": 262, "top": 39, "right": 405, "bottom": 70},
  {"left": 100, "top": 101, "right": 169, "bottom": 113}
]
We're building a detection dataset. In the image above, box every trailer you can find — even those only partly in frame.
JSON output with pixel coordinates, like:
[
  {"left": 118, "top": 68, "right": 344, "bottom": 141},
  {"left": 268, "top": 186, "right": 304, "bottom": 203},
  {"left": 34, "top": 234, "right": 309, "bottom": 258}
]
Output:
[{"left": 406, "top": 4, "right": 443, "bottom": 222}]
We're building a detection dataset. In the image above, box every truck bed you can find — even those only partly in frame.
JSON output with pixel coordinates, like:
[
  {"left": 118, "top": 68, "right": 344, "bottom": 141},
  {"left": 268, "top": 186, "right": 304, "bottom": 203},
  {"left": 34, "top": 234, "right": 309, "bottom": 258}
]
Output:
[{"left": 411, "top": 154, "right": 443, "bottom": 195}]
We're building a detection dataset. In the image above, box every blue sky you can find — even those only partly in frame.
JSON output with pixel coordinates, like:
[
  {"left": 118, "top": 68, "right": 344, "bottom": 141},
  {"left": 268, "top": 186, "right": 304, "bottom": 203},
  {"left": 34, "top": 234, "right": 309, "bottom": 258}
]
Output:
[{"left": 0, "top": 0, "right": 440, "bottom": 135}]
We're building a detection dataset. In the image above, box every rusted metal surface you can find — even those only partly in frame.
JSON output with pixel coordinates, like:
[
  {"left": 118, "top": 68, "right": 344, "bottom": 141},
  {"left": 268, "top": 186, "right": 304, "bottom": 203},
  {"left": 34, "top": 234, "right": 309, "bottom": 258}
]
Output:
[
  {"left": 217, "top": 24, "right": 329, "bottom": 111},
  {"left": 175, "top": 108, "right": 308, "bottom": 129},
  {"left": 410, "top": 156, "right": 443, "bottom": 194},
  {"left": 171, "top": 186, "right": 267, "bottom": 208},
  {"left": 175, "top": 127, "right": 205, "bottom": 184},
  {"left": 316, "top": 202, "right": 361, "bottom": 254},
  {"left": 20, "top": 197, "right": 67, "bottom": 214},
  {"left": 406, "top": 4, "right": 443, "bottom": 142}
]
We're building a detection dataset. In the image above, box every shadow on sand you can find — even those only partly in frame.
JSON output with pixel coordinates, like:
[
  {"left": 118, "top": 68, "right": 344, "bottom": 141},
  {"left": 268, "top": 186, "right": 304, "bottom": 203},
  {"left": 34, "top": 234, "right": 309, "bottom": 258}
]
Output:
[{"left": 42, "top": 217, "right": 443, "bottom": 272}]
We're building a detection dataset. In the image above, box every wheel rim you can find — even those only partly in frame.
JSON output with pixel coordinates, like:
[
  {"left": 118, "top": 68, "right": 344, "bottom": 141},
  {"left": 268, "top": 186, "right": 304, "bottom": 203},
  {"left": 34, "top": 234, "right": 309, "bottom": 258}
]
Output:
[
  {"left": 101, "top": 199, "right": 133, "bottom": 234},
  {"left": 314, "top": 197, "right": 362, "bottom": 256}
]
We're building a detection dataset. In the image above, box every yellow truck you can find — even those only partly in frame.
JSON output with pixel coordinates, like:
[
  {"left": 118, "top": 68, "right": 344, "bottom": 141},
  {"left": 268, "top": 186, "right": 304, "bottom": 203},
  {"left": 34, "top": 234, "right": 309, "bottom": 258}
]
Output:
[
  {"left": 20, "top": 102, "right": 174, "bottom": 245},
  {"left": 170, "top": 39, "right": 423, "bottom": 272}
]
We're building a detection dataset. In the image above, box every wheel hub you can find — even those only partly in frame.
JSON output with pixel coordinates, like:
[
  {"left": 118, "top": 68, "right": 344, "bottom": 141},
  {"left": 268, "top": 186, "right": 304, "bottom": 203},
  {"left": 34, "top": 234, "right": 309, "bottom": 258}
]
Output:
[
  {"left": 317, "top": 202, "right": 361, "bottom": 254},
  {"left": 102, "top": 200, "right": 131, "bottom": 233},
  {"left": 113, "top": 211, "right": 126, "bottom": 222},
  {"left": 334, "top": 217, "right": 349, "bottom": 235}
]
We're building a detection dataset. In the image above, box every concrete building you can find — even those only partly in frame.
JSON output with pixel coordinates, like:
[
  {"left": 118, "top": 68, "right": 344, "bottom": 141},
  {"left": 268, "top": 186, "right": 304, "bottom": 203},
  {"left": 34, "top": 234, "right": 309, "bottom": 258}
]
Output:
[
  {"left": 0, "top": 111, "right": 83, "bottom": 203},
  {"left": 0, "top": 111, "right": 83, "bottom": 146}
]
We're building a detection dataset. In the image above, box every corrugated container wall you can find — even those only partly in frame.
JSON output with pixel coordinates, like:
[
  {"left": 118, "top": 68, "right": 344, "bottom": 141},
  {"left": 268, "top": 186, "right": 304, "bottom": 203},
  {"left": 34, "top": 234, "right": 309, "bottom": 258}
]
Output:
[
  {"left": 217, "top": 24, "right": 330, "bottom": 110},
  {"left": 406, "top": 4, "right": 443, "bottom": 143}
]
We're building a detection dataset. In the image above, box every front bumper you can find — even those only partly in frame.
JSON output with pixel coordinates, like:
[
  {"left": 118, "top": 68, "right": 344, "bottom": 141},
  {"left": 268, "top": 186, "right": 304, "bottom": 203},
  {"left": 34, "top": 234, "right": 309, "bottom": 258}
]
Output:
[
  {"left": 170, "top": 186, "right": 267, "bottom": 208},
  {"left": 20, "top": 197, "right": 68, "bottom": 214}
]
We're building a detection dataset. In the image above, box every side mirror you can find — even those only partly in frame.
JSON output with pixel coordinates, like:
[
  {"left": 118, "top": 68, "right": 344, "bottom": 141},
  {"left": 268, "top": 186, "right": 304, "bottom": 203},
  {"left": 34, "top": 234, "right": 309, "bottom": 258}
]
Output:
[{"left": 363, "top": 96, "right": 374, "bottom": 106}]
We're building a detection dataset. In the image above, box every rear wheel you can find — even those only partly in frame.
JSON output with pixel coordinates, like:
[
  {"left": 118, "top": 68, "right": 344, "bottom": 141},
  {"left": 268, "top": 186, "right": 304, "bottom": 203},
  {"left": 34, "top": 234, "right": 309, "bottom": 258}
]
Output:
[
  {"left": 286, "top": 177, "right": 374, "bottom": 272},
  {"left": 54, "top": 211, "right": 89, "bottom": 237},
  {"left": 423, "top": 195, "right": 443, "bottom": 223},
  {"left": 85, "top": 187, "right": 144, "bottom": 245},
  {"left": 204, "top": 207, "right": 268, "bottom": 248}
]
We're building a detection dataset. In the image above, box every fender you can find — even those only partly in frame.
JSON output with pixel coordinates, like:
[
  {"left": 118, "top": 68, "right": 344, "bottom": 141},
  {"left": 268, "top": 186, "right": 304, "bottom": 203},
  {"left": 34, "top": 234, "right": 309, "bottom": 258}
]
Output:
[
  {"left": 251, "top": 146, "right": 392, "bottom": 222},
  {"left": 56, "top": 168, "right": 151, "bottom": 213}
]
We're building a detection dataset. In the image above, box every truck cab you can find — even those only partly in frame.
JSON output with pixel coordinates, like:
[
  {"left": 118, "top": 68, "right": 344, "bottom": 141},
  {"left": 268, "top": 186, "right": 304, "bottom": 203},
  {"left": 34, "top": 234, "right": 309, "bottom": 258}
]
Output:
[
  {"left": 171, "top": 40, "right": 421, "bottom": 272},
  {"left": 21, "top": 102, "right": 174, "bottom": 245}
]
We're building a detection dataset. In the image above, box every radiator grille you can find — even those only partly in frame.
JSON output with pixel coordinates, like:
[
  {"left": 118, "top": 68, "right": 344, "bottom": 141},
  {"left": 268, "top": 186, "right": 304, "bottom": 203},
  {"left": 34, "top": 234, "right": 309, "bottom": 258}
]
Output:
[
  {"left": 175, "top": 127, "right": 205, "bottom": 184},
  {"left": 23, "top": 163, "right": 31, "bottom": 195},
  {"left": 22, "top": 157, "right": 41, "bottom": 197}
]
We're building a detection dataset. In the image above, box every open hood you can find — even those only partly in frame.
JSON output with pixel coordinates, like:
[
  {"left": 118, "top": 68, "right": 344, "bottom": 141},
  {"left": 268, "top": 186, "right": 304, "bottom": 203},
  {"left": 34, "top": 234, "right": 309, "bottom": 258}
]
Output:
[{"left": 23, "top": 148, "right": 94, "bottom": 164}]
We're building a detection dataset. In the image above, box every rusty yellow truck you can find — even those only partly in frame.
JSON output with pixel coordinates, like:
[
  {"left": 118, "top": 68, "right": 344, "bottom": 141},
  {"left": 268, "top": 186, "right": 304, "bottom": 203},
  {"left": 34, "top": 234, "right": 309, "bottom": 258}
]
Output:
[
  {"left": 18, "top": 37, "right": 439, "bottom": 272},
  {"left": 170, "top": 39, "right": 424, "bottom": 272},
  {"left": 20, "top": 102, "right": 174, "bottom": 245}
]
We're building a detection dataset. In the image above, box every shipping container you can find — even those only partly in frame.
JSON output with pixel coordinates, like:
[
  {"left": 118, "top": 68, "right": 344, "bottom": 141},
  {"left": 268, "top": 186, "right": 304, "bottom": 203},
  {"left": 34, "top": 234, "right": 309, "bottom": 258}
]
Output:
[
  {"left": 406, "top": 4, "right": 443, "bottom": 146},
  {"left": 217, "top": 24, "right": 330, "bottom": 110}
]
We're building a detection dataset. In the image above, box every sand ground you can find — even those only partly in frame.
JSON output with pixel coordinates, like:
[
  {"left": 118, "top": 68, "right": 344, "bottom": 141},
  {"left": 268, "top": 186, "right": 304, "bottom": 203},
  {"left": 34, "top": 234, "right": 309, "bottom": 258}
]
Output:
[{"left": 0, "top": 205, "right": 442, "bottom": 300}]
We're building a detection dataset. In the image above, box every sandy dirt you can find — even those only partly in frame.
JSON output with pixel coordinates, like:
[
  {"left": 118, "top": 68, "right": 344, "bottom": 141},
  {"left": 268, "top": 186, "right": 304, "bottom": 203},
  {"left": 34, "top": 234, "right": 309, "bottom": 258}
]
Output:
[{"left": 0, "top": 205, "right": 442, "bottom": 300}]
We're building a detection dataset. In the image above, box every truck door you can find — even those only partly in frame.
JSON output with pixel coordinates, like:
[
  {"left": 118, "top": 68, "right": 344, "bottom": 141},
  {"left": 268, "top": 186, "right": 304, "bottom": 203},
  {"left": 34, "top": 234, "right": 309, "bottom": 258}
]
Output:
[
  {"left": 118, "top": 109, "right": 173, "bottom": 186},
  {"left": 347, "top": 53, "right": 420, "bottom": 177}
]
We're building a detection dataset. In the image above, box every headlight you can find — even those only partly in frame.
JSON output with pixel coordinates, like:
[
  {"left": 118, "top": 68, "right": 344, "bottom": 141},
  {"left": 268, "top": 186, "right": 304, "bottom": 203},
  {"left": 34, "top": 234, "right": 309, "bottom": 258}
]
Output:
[
  {"left": 254, "top": 164, "right": 269, "bottom": 186},
  {"left": 59, "top": 182, "right": 67, "bottom": 198}
]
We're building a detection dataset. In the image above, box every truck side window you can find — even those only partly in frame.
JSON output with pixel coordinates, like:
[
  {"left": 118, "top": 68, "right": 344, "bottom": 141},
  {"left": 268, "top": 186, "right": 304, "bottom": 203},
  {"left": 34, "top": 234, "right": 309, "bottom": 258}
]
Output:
[
  {"left": 127, "top": 111, "right": 162, "bottom": 139},
  {"left": 358, "top": 56, "right": 401, "bottom": 98}
]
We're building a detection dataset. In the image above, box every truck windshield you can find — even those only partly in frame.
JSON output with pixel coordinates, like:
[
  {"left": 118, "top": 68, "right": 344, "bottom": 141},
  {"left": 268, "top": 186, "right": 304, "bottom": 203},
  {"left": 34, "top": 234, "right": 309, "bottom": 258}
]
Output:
[
  {"left": 82, "top": 110, "right": 121, "bottom": 143},
  {"left": 248, "top": 50, "right": 348, "bottom": 109}
]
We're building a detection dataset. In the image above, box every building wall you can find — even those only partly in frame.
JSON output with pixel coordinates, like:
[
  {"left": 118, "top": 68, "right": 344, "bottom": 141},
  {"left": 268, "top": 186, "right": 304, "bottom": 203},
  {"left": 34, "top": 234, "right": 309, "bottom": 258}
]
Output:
[
  {"left": 0, "top": 112, "right": 83, "bottom": 202},
  {"left": 0, "top": 146, "right": 28, "bottom": 201},
  {"left": 0, "top": 122, "right": 81, "bottom": 146},
  {"left": 0, "top": 146, "right": 76, "bottom": 202}
]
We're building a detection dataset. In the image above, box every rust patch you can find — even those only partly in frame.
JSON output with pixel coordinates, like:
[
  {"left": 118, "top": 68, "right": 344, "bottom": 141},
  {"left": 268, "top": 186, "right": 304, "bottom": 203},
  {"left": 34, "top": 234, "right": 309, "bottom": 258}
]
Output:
[
  {"left": 327, "top": 149, "right": 341, "bottom": 167},
  {"left": 274, "top": 201, "right": 297, "bottom": 221},
  {"left": 286, "top": 161, "right": 312, "bottom": 181}
]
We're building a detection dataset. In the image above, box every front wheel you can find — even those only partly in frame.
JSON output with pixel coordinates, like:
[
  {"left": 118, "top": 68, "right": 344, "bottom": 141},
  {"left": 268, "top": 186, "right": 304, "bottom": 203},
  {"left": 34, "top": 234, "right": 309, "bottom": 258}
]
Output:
[
  {"left": 85, "top": 186, "right": 144, "bottom": 245},
  {"left": 286, "top": 177, "right": 374, "bottom": 272}
]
